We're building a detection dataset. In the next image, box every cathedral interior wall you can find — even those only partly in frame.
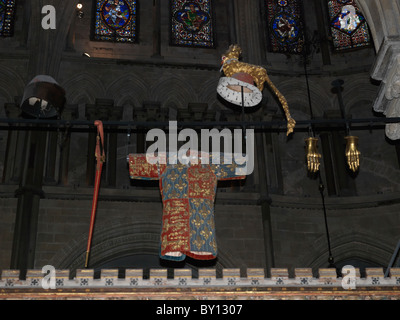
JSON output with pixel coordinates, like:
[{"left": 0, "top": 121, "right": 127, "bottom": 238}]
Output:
[{"left": 0, "top": 0, "right": 400, "bottom": 278}]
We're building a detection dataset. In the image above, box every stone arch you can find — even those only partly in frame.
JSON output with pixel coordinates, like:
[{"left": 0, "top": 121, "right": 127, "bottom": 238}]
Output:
[
  {"left": 49, "top": 219, "right": 246, "bottom": 275},
  {"left": 355, "top": 0, "right": 400, "bottom": 52},
  {"left": 0, "top": 65, "right": 26, "bottom": 102},
  {"left": 355, "top": 0, "right": 381, "bottom": 51},
  {"left": 302, "top": 230, "right": 394, "bottom": 271},
  {"left": 198, "top": 75, "right": 220, "bottom": 109},
  {"left": 106, "top": 73, "right": 149, "bottom": 108},
  {"left": 150, "top": 74, "right": 197, "bottom": 109},
  {"left": 49, "top": 220, "right": 164, "bottom": 270},
  {"left": 331, "top": 76, "right": 379, "bottom": 117},
  {"left": 61, "top": 73, "right": 106, "bottom": 105},
  {"left": 359, "top": 156, "right": 400, "bottom": 190},
  {"left": 272, "top": 77, "right": 330, "bottom": 119}
]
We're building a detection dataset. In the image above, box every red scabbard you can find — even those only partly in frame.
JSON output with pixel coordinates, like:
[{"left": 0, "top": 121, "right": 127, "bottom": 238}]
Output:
[{"left": 85, "top": 120, "right": 105, "bottom": 268}]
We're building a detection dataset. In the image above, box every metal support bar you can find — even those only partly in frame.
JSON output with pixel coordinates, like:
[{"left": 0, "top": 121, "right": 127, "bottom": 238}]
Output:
[
  {"left": 1, "top": 117, "right": 400, "bottom": 131},
  {"left": 385, "top": 240, "right": 400, "bottom": 278}
]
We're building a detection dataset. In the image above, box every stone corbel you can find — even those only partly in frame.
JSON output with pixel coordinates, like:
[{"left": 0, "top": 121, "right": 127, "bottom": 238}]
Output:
[
  {"left": 385, "top": 62, "right": 400, "bottom": 101},
  {"left": 371, "top": 36, "right": 400, "bottom": 140}
]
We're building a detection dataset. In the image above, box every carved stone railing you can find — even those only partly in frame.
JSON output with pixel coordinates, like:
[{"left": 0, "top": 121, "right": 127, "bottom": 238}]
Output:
[{"left": 1, "top": 267, "right": 399, "bottom": 300}]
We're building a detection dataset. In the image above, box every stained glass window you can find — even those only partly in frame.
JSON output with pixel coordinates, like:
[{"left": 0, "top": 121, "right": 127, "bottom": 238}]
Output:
[
  {"left": 93, "top": 0, "right": 137, "bottom": 43},
  {"left": 0, "top": 0, "right": 16, "bottom": 37},
  {"left": 170, "top": 0, "right": 214, "bottom": 48},
  {"left": 328, "top": 0, "right": 371, "bottom": 51},
  {"left": 266, "top": 0, "right": 305, "bottom": 54}
]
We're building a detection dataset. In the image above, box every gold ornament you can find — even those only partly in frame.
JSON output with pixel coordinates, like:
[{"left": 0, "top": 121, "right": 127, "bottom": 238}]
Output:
[
  {"left": 220, "top": 44, "right": 296, "bottom": 136},
  {"left": 305, "top": 137, "right": 321, "bottom": 173},
  {"left": 345, "top": 136, "right": 360, "bottom": 172}
]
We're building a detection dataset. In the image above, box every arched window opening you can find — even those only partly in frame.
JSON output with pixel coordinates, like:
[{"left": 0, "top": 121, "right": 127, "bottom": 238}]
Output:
[
  {"left": 170, "top": 0, "right": 215, "bottom": 48},
  {"left": 0, "top": 0, "right": 16, "bottom": 37},
  {"left": 265, "top": 0, "right": 305, "bottom": 54},
  {"left": 327, "top": 0, "right": 371, "bottom": 51},
  {"left": 92, "top": 0, "right": 138, "bottom": 43}
]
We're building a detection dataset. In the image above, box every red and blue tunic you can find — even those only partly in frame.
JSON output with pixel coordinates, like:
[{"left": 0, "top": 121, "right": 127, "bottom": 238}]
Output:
[{"left": 128, "top": 152, "right": 245, "bottom": 261}]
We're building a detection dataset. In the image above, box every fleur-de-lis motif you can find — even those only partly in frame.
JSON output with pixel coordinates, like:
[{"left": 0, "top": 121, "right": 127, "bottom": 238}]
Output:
[
  {"left": 193, "top": 234, "right": 205, "bottom": 250},
  {"left": 198, "top": 206, "right": 211, "bottom": 219},
  {"left": 200, "top": 225, "right": 212, "bottom": 240},
  {"left": 192, "top": 215, "right": 204, "bottom": 228},
  {"left": 167, "top": 170, "right": 179, "bottom": 182}
]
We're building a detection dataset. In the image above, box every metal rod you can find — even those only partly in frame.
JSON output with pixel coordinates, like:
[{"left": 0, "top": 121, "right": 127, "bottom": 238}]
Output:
[
  {"left": 385, "top": 240, "right": 400, "bottom": 278},
  {"left": 303, "top": 49, "right": 314, "bottom": 121},
  {"left": 0, "top": 117, "right": 400, "bottom": 129},
  {"left": 318, "top": 172, "right": 335, "bottom": 268},
  {"left": 241, "top": 85, "right": 246, "bottom": 139},
  {"left": 332, "top": 79, "right": 346, "bottom": 120}
]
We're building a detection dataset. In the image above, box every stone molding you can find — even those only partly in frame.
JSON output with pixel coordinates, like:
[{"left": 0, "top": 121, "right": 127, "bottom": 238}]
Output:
[
  {"left": 371, "top": 36, "right": 400, "bottom": 139},
  {"left": 1, "top": 267, "right": 399, "bottom": 289}
]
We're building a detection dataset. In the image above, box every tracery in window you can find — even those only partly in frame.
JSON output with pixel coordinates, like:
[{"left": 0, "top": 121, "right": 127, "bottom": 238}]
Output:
[
  {"left": 93, "top": 0, "right": 137, "bottom": 43},
  {"left": 170, "top": 0, "right": 214, "bottom": 48},
  {"left": 0, "top": 0, "right": 16, "bottom": 37},
  {"left": 327, "top": 0, "right": 371, "bottom": 51},
  {"left": 266, "top": 0, "right": 305, "bottom": 54}
]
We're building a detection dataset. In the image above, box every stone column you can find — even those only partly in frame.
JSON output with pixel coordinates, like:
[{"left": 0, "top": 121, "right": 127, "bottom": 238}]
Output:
[
  {"left": 143, "top": 101, "right": 167, "bottom": 151},
  {"left": 152, "top": 0, "right": 162, "bottom": 58},
  {"left": 133, "top": 107, "right": 147, "bottom": 153},
  {"left": 264, "top": 114, "right": 284, "bottom": 194},
  {"left": 19, "top": 0, "right": 31, "bottom": 48},
  {"left": 107, "top": 104, "right": 123, "bottom": 187},
  {"left": 2, "top": 103, "right": 24, "bottom": 184},
  {"left": 58, "top": 104, "right": 78, "bottom": 186},
  {"left": 255, "top": 127, "right": 275, "bottom": 275},
  {"left": 10, "top": 128, "right": 48, "bottom": 277},
  {"left": 371, "top": 40, "right": 400, "bottom": 140},
  {"left": 26, "top": 0, "right": 75, "bottom": 79},
  {"left": 85, "top": 104, "right": 99, "bottom": 186},
  {"left": 314, "top": 0, "right": 331, "bottom": 65},
  {"left": 231, "top": 0, "right": 263, "bottom": 64},
  {"left": 228, "top": 0, "right": 237, "bottom": 44},
  {"left": 319, "top": 110, "right": 357, "bottom": 197},
  {"left": 355, "top": 0, "right": 400, "bottom": 140}
]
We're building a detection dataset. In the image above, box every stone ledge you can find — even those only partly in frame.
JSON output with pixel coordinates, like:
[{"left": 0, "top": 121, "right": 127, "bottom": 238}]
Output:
[
  {"left": 3, "top": 185, "right": 400, "bottom": 211},
  {"left": 1, "top": 268, "right": 399, "bottom": 289}
]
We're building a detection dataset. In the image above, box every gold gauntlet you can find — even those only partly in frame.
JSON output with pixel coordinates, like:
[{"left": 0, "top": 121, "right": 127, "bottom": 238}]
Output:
[
  {"left": 305, "top": 137, "right": 321, "bottom": 173},
  {"left": 345, "top": 136, "right": 361, "bottom": 172}
]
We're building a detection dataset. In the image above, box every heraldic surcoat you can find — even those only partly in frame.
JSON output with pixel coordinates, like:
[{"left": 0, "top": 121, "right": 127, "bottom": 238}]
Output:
[{"left": 128, "top": 152, "right": 246, "bottom": 261}]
